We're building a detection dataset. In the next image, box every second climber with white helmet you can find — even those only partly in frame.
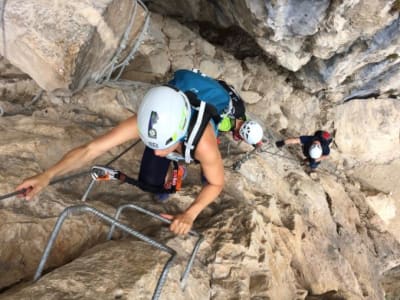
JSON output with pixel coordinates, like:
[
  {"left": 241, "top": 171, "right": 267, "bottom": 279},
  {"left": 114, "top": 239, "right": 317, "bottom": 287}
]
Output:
[
  {"left": 16, "top": 69, "right": 264, "bottom": 236},
  {"left": 275, "top": 130, "right": 332, "bottom": 170},
  {"left": 216, "top": 80, "right": 264, "bottom": 147}
]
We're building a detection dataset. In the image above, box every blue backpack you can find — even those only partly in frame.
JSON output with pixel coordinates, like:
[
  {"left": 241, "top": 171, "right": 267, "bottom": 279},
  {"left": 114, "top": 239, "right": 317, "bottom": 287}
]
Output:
[
  {"left": 169, "top": 69, "right": 230, "bottom": 115},
  {"left": 168, "top": 69, "right": 231, "bottom": 162}
]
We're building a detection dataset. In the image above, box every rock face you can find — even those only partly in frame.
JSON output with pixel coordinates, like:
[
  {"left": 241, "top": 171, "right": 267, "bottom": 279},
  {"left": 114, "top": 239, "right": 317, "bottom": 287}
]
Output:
[
  {"left": 334, "top": 99, "right": 400, "bottom": 163},
  {"left": 147, "top": 0, "right": 400, "bottom": 101},
  {"left": 1, "top": 241, "right": 210, "bottom": 300},
  {"left": 0, "top": 0, "right": 147, "bottom": 94},
  {"left": 0, "top": 1, "right": 400, "bottom": 300}
]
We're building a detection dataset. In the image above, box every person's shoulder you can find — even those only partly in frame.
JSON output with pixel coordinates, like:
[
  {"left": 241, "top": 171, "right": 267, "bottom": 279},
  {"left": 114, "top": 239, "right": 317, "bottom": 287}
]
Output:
[
  {"left": 299, "top": 135, "right": 313, "bottom": 143},
  {"left": 322, "top": 142, "right": 331, "bottom": 154},
  {"left": 195, "top": 125, "right": 220, "bottom": 161}
]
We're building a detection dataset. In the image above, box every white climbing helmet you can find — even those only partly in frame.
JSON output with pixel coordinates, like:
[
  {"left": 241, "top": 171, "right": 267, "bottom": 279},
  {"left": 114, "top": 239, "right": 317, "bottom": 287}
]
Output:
[
  {"left": 239, "top": 120, "right": 263, "bottom": 144},
  {"left": 309, "top": 143, "right": 322, "bottom": 159},
  {"left": 137, "top": 86, "right": 191, "bottom": 150}
]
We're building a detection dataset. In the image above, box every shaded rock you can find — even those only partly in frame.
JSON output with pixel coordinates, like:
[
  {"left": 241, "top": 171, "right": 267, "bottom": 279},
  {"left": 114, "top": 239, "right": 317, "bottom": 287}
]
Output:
[
  {"left": 146, "top": 0, "right": 400, "bottom": 102},
  {"left": 0, "top": 200, "right": 110, "bottom": 290},
  {"left": 1, "top": 240, "right": 210, "bottom": 300},
  {"left": 380, "top": 265, "right": 400, "bottom": 300}
]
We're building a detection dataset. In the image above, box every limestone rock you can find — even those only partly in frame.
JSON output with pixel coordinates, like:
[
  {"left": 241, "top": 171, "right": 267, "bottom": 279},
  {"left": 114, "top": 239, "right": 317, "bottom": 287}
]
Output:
[
  {"left": 334, "top": 99, "right": 400, "bottom": 163},
  {"left": 0, "top": 0, "right": 147, "bottom": 94},
  {"left": 146, "top": 0, "right": 400, "bottom": 101},
  {"left": 1, "top": 3, "right": 400, "bottom": 300},
  {"left": 1, "top": 240, "right": 209, "bottom": 300}
]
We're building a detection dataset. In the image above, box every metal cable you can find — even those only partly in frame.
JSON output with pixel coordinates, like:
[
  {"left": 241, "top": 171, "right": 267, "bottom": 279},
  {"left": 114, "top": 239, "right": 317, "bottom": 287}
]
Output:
[
  {"left": 232, "top": 141, "right": 302, "bottom": 170},
  {"left": 262, "top": 149, "right": 300, "bottom": 162},
  {"left": 232, "top": 147, "right": 259, "bottom": 171},
  {"left": 34, "top": 205, "right": 176, "bottom": 300},
  {"left": 28, "top": 89, "right": 44, "bottom": 106},
  {"left": 96, "top": 0, "right": 150, "bottom": 83},
  {"left": 104, "top": 139, "right": 141, "bottom": 166},
  {"left": 103, "top": 0, "right": 139, "bottom": 82},
  {"left": 112, "top": 6, "right": 150, "bottom": 81}
]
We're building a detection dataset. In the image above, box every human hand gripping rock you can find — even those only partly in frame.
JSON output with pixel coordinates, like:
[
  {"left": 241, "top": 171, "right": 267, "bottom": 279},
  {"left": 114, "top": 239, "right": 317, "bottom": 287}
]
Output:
[
  {"left": 160, "top": 212, "right": 194, "bottom": 235},
  {"left": 15, "top": 172, "right": 51, "bottom": 200}
]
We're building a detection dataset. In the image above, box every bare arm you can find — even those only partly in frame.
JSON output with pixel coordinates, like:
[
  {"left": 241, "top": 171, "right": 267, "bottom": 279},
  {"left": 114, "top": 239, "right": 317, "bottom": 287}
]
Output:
[
  {"left": 164, "top": 124, "right": 224, "bottom": 235},
  {"left": 187, "top": 125, "right": 224, "bottom": 219},
  {"left": 284, "top": 137, "right": 301, "bottom": 145},
  {"left": 16, "top": 116, "right": 139, "bottom": 200}
]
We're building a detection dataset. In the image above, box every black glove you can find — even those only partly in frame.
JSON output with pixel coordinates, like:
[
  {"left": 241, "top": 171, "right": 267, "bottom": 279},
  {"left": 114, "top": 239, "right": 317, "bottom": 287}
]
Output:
[{"left": 275, "top": 140, "right": 285, "bottom": 148}]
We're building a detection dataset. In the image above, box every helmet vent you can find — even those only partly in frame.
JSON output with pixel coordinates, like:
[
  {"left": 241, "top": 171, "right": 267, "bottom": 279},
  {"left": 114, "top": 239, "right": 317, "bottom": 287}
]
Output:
[
  {"left": 165, "top": 137, "right": 173, "bottom": 146},
  {"left": 148, "top": 111, "right": 159, "bottom": 139}
]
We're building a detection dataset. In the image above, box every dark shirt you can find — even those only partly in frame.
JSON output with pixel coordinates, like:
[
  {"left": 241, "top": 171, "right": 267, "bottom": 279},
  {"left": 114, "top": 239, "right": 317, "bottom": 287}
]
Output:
[{"left": 299, "top": 135, "right": 330, "bottom": 159}]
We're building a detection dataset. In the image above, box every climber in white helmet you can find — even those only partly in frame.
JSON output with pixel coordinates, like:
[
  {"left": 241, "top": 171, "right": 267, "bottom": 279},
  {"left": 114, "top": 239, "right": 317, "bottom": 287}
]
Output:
[
  {"left": 275, "top": 130, "right": 332, "bottom": 170},
  {"left": 16, "top": 69, "right": 254, "bottom": 235},
  {"left": 216, "top": 80, "right": 264, "bottom": 147},
  {"left": 238, "top": 120, "right": 264, "bottom": 145}
]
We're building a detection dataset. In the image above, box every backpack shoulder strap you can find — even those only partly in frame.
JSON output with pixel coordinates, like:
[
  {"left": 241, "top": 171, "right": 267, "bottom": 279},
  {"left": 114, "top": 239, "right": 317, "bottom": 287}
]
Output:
[
  {"left": 182, "top": 91, "right": 220, "bottom": 163},
  {"left": 217, "top": 80, "right": 246, "bottom": 120}
]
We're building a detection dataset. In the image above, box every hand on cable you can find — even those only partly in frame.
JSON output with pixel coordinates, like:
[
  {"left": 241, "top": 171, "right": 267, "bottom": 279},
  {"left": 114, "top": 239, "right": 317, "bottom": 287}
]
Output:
[
  {"left": 15, "top": 172, "right": 51, "bottom": 201},
  {"left": 160, "top": 212, "right": 194, "bottom": 235},
  {"left": 275, "top": 140, "right": 285, "bottom": 148}
]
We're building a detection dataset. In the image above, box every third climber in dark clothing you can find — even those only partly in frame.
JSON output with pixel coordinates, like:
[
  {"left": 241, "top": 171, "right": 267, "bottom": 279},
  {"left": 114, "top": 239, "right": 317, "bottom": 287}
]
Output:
[{"left": 275, "top": 131, "right": 332, "bottom": 169}]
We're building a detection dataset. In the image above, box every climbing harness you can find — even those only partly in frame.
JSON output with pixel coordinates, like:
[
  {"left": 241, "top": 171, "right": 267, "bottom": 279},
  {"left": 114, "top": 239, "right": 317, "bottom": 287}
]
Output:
[{"left": 95, "top": 0, "right": 150, "bottom": 83}]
